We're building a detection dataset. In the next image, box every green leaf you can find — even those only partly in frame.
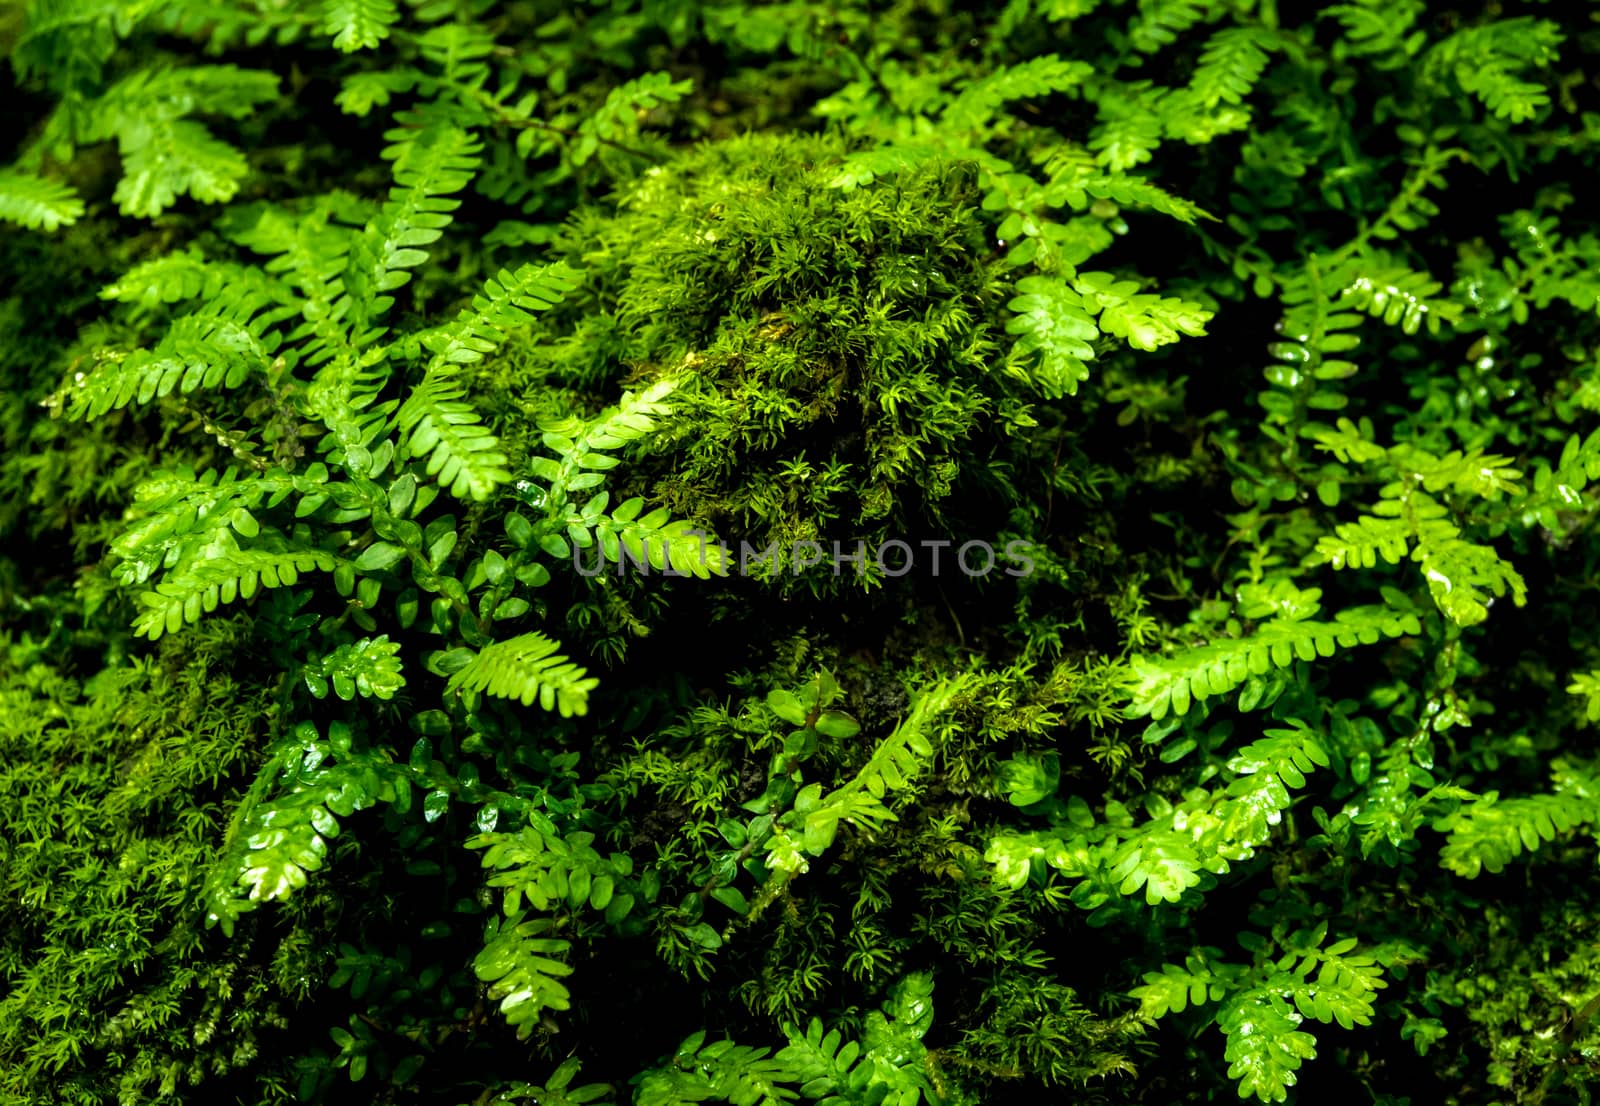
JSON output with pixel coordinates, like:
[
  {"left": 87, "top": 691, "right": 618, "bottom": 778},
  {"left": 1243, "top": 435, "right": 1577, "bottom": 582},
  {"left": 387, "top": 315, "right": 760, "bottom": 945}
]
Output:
[
  {"left": 354, "top": 542, "right": 408, "bottom": 572},
  {"left": 812, "top": 710, "right": 860, "bottom": 738},
  {"left": 767, "top": 689, "right": 809, "bottom": 726}
]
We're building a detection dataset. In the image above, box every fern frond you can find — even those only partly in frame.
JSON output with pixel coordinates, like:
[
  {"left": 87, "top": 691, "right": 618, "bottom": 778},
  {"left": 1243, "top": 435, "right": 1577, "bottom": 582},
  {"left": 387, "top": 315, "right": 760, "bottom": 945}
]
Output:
[
  {"left": 1568, "top": 671, "right": 1600, "bottom": 725},
  {"left": 113, "top": 119, "right": 249, "bottom": 217},
  {"left": 1074, "top": 270, "right": 1212, "bottom": 351},
  {"left": 1131, "top": 955, "right": 1226, "bottom": 1019},
  {"left": 413, "top": 261, "right": 583, "bottom": 371},
  {"left": 100, "top": 248, "right": 232, "bottom": 307},
  {"left": 1411, "top": 523, "right": 1525, "bottom": 627},
  {"left": 1337, "top": 262, "right": 1463, "bottom": 335},
  {"left": 468, "top": 821, "right": 640, "bottom": 923},
  {"left": 828, "top": 144, "right": 944, "bottom": 192},
  {"left": 1127, "top": 0, "right": 1223, "bottom": 54},
  {"left": 1003, "top": 275, "right": 1098, "bottom": 398},
  {"left": 940, "top": 54, "right": 1092, "bottom": 132},
  {"left": 340, "top": 122, "right": 483, "bottom": 335},
  {"left": 1281, "top": 937, "right": 1388, "bottom": 1031},
  {"left": 1110, "top": 828, "right": 1204, "bottom": 904},
  {"left": 395, "top": 373, "right": 512, "bottom": 501},
  {"left": 446, "top": 632, "right": 600, "bottom": 717},
  {"left": 529, "top": 378, "right": 681, "bottom": 502},
  {"left": 1126, "top": 604, "right": 1422, "bottom": 719},
  {"left": 491, "top": 1060, "right": 616, "bottom": 1106},
  {"left": 221, "top": 192, "right": 370, "bottom": 311},
  {"left": 1088, "top": 86, "right": 1165, "bottom": 172},
  {"left": 80, "top": 65, "right": 281, "bottom": 217},
  {"left": 473, "top": 911, "right": 575, "bottom": 1039},
  {"left": 1185, "top": 27, "right": 1275, "bottom": 108},
  {"left": 636, "top": 1032, "right": 800, "bottom": 1106},
  {"left": 776, "top": 973, "right": 938, "bottom": 1106},
  {"left": 847, "top": 679, "right": 963, "bottom": 800},
  {"left": 322, "top": 0, "right": 397, "bottom": 52},
  {"left": 414, "top": 21, "right": 497, "bottom": 86},
  {"left": 0, "top": 170, "right": 84, "bottom": 230},
  {"left": 572, "top": 71, "right": 693, "bottom": 165},
  {"left": 1217, "top": 990, "right": 1317, "bottom": 1103},
  {"left": 132, "top": 542, "right": 336, "bottom": 639},
  {"left": 1313, "top": 492, "right": 1525, "bottom": 626},
  {"left": 1424, "top": 17, "right": 1564, "bottom": 123},
  {"left": 593, "top": 496, "right": 729, "bottom": 579},
  {"left": 1050, "top": 172, "right": 1214, "bottom": 224},
  {"left": 62, "top": 287, "right": 285, "bottom": 421},
  {"left": 1311, "top": 513, "right": 1409, "bottom": 569},
  {"left": 110, "top": 463, "right": 328, "bottom": 586},
  {"left": 1321, "top": 0, "right": 1426, "bottom": 66},
  {"left": 1436, "top": 786, "right": 1597, "bottom": 878},
  {"left": 766, "top": 679, "right": 966, "bottom": 871},
  {"left": 203, "top": 720, "right": 408, "bottom": 935}
]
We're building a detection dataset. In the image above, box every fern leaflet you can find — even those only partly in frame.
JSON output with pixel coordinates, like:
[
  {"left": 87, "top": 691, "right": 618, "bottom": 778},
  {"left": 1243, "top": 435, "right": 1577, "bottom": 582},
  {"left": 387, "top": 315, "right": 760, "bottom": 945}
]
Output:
[{"left": 445, "top": 632, "right": 600, "bottom": 717}]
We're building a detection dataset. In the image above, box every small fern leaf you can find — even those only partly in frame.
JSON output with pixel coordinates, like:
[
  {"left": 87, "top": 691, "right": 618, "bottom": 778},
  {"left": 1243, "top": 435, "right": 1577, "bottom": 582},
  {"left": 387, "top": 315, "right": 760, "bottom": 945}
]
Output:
[
  {"left": 941, "top": 54, "right": 1093, "bottom": 132},
  {"left": 1436, "top": 790, "right": 1596, "bottom": 877},
  {"left": 1187, "top": 27, "right": 1275, "bottom": 108},
  {"left": 1219, "top": 991, "right": 1318, "bottom": 1103},
  {"left": 1111, "top": 828, "right": 1204, "bottom": 904},
  {"left": 1569, "top": 671, "right": 1600, "bottom": 725},
  {"left": 133, "top": 546, "right": 336, "bottom": 639},
  {"left": 474, "top": 911, "right": 575, "bottom": 1039},
  {"left": 0, "top": 170, "right": 84, "bottom": 230},
  {"left": 322, "top": 0, "right": 398, "bottom": 51},
  {"left": 395, "top": 375, "right": 511, "bottom": 501},
  {"left": 1074, "top": 270, "right": 1213, "bottom": 351},
  {"left": 64, "top": 290, "right": 283, "bottom": 421},
  {"left": 828, "top": 144, "right": 943, "bottom": 191},
  {"left": 1130, "top": 959, "right": 1224, "bottom": 1019},
  {"left": 204, "top": 721, "right": 407, "bottom": 934},
  {"left": 1126, "top": 605, "right": 1423, "bottom": 720},
  {"left": 1004, "top": 275, "right": 1099, "bottom": 398},
  {"left": 446, "top": 632, "right": 600, "bottom": 717},
  {"left": 416, "top": 261, "right": 583, "bottom": 370},
  {"left": 342, "top": 122, "right": 482, "bottom": 333}
]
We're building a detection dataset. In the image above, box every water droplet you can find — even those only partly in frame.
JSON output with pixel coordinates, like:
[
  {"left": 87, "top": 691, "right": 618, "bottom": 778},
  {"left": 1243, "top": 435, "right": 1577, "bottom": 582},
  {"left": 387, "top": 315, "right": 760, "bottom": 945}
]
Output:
[{"left": 515, "top": 479, "right": 548, "bottom": 508}]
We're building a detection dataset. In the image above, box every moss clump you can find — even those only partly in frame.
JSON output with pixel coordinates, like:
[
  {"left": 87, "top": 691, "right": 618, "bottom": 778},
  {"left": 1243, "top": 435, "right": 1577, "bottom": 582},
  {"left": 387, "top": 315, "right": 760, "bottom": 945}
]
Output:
[{"left": 486, "top": 133, "right": 1042, "bottom": 592}]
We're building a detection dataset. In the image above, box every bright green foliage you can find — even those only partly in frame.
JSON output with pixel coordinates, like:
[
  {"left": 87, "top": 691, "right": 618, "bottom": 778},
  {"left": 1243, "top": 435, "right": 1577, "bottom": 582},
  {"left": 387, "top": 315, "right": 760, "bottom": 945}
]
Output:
[
  {"left": 485, "top": 1060, "right": 616, "bottom": 1106},
  {"left": 203, "top": 719, "right": 411, "bottom": 935},
  {"left": 1124, "top": 605, "right": 1422, "bottom": 720},
  {"left": 61, "top": 64, "right": 281, "bottom": 217},
  {"left": 446, "top": 632, "right": 599, "bottom": 715},
  {"left": 473, "top": 911, "right": 576, "bottom": 1040},
  {"left": 1132, "top": 925, "right": 1392, "bottom": 1102},
  {"left": 322, "top": 0, "right": 396, "bottom": 53},
  {"left": 60, "top": 286, "right": 286, "bottom": 421},
  {"left": 5, "top": 0, "right": 1600, "bottom": 1104},
  {"left": 634, "top": 974, "right": 947, "bottom": 1106},
  {"left": 764, "top": 678, "right": 965, "bottom": 875},
  {"left": 303, "top": 634, "right": 404, "bottom": 700},
  {"left": 1569, "top": 670, "right": 1600, "bottom": 725},
  {"left": 0, "top": 170, "right": 84, "bottom": 229},
  {"left": 134, "top": 545, "right": 337, "bottom": 639},
  {"left": 1435, "top": 760, "right": 1600, "bottom": 878}
]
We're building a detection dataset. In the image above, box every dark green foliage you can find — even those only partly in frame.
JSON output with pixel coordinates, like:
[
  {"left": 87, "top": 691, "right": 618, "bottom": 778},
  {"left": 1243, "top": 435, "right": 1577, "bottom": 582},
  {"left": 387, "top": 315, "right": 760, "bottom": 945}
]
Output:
[{"left": 5, "top": 1, "right": 1600, "bottom": 1105}]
